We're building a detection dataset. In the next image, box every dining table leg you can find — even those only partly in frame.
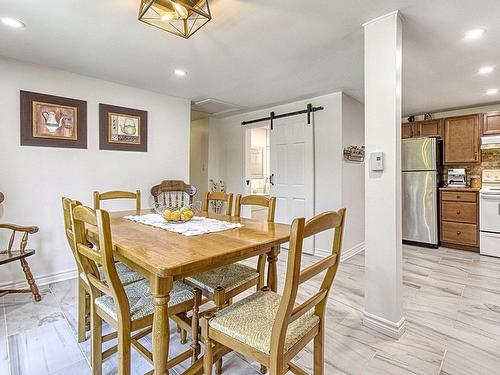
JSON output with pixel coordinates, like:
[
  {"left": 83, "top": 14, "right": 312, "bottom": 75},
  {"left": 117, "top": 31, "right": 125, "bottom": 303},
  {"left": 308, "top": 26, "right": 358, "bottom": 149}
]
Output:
[
  {"left": 266, "top": 246, "right": 280, "bottom": 292},
  {"left": 151, "top": 275, "right": 173, "bottom": 375}
]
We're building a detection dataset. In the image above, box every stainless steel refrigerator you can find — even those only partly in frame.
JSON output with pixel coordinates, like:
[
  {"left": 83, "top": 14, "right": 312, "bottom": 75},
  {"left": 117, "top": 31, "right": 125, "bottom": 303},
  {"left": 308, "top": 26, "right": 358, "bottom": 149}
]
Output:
[{"left": 402, "top": 137, "right": 439, "bottom": 247}]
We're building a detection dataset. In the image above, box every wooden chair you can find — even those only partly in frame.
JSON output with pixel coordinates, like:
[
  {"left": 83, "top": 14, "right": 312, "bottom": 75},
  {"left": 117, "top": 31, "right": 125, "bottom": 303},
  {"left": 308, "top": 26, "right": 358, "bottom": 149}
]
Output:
[
  {"left": 0, "top": 224, "right": 41, "bottom": 302},
  {"left": 151, "top": 180, "right": 197, "bottom": 206},
  {"left": 62, "top": 197, "right": 143, "bottom": 343},
  {"left": 93, "top": 190, "right": 141, "bottom": 214},
  {"left": 201, "top": 209, "right": 346, "bottom": 375},
  {"left": 203, "top": 192, "right": 233, "bottom": 216},
  {"left": 71, "top": 204, "right": 202, "bottom": 375},
  {"left": 186, "top": 194, "right": 275, "bottom": 374}
]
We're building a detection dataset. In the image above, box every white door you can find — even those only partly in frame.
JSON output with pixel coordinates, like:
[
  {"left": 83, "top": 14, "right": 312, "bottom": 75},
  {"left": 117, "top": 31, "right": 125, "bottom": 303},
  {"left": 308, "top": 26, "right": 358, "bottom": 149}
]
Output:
[{"left": 270, "top": 115, "right": 315, "bottom": 254}]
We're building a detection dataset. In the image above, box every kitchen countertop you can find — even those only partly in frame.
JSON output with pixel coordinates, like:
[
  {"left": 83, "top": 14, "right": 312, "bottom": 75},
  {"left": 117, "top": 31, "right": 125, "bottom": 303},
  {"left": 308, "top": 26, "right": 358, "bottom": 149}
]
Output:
[{"left": 439, "top": 186, "right": 481, "bottom": 192}]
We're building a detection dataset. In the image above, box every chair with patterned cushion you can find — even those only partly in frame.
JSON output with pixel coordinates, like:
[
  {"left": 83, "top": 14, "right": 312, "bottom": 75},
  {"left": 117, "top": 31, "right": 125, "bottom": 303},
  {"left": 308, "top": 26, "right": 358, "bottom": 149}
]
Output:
[
  {"left": 202, "top": 209, "right": 346, "bottom": 375},
  {"left": 0, "top": 224, "right": 41, "bottom": 302},
  {"left": 151, "top": 180, "right": 197, "bottom": 206},
  {"left": 186, "top": 194, "right": 275, "bottom": 374},
  {"left": 62, "top": 197, "right": 144, "bottom": 343},
  {"left": 93, "top": 190, "right": 141, "bottom": 214},
  {"left": 71, "top": 204, "right": 202, "bottom": 374},
  {"left": 203, "top": 192, "right": 233, "bottom": 215}
]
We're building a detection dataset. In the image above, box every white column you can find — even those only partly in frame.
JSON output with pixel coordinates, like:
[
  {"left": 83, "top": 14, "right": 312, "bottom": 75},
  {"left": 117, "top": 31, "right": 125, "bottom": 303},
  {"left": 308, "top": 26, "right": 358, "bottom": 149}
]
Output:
[{"left": 363, "top": 11, "right": 406, "bottom": 338}]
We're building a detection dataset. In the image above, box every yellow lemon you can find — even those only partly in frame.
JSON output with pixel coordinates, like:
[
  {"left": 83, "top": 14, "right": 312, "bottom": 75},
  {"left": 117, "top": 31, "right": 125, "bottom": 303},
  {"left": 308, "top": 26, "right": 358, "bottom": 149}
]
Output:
[
  {"left": 162, "top": 209, "right": 172, "bottom": 221},
  {"left": 171, "top": 211, "right": 181, "bottom": 222},
  {"left": 184, "top": 210, "right": 194, "bottom": 219},
  {"left": 180, "top": 206, "right": 190, "bottom": 213}
]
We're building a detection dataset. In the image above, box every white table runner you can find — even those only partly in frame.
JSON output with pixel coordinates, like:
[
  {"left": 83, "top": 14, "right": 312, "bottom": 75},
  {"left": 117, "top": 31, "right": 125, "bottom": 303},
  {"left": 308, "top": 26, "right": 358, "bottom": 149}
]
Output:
[{"left": 124, "top": 214, "right": 243, "bottom": 237}]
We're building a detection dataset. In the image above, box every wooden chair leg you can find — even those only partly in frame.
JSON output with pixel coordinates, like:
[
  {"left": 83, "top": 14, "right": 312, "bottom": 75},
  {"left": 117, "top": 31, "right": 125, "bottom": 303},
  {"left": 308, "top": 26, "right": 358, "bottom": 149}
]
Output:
[
  {"left": 202, "top": 313, "right": 215, "bottom": 375},
  {"left": 313, "top": 324, "right": 324, "bottom": 375},
  {"left": 191, "top": 288, "right": 202, "bottom": 363},
  {"left": 91, "top": 306, "right": 103, "bottom": 375},
  {"left": 117, "top": 321, "right": 132, "bottom": 375},
  {"left": 214, "top": 287, "right": 226, "bottom": 375},
  {"left": 77, "top": 279, "right": 87, "bottom": 342},
  {"left": 257, "top": 254, "right": 266, "bottom": 290},
  {"left": 20, "top": 258, "right": 41, "bottom": 302}
]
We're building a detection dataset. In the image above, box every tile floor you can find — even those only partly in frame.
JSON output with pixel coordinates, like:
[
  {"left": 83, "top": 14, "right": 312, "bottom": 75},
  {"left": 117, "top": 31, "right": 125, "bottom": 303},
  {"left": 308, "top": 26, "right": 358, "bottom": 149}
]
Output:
[{"left": 1, "top": 245, "right": 500, "bottom": 374}]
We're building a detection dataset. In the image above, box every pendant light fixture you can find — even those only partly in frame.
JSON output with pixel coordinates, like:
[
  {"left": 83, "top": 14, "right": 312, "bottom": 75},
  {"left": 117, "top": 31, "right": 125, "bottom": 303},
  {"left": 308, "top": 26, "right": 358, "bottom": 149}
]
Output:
[{"left": 138, "top": 0, "right": 211, "bottom": 39}]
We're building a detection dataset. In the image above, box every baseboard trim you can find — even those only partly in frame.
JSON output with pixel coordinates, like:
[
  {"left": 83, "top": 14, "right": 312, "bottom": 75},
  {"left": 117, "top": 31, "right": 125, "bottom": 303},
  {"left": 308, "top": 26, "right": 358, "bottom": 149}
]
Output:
[
  {"left": 363, "top": 311, "right": 406, "bottom": 339},
  {"left": 315, "top": 241, "right": 365, "bottom": 261},
  {"left": 0, "top": 267, "right": 77, "bottom": 290}
]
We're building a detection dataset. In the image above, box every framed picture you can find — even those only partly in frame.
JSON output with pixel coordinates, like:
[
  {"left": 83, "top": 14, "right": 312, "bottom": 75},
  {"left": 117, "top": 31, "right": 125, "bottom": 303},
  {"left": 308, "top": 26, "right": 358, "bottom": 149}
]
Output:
[
  {"left": 99, "top": 104, "right": 148, "bottom": 152},
  {"left": 20, "top": 91, "right": 87, "bottom": 148}
]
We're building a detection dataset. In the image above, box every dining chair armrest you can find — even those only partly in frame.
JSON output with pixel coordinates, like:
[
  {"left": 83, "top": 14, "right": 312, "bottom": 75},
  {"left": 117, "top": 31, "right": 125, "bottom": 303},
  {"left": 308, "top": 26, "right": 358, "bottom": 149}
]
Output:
[{"left": 0, "top": 224, "right": 39, "bottom": 234}]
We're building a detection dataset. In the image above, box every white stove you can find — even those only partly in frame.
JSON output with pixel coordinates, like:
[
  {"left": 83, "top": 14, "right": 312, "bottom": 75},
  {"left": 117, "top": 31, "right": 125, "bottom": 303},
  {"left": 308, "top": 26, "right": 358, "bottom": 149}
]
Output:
[{"left": 480, "top": 170, "right": 500, "bottom": 257}]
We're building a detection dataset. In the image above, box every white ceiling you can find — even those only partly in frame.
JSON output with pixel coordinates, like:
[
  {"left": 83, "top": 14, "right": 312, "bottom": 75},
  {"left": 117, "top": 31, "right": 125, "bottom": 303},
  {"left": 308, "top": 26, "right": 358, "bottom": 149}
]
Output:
[{"left": 1, "top": 0, "right": 500, "bottom": 116}]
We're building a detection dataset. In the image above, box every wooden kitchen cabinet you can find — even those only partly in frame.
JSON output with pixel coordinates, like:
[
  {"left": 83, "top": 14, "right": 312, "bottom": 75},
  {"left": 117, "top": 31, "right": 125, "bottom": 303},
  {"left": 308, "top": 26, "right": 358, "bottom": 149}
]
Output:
[
  {"left": 440, "top": 189, "right": 479, "bottom": 251},
  {"left": 443, "top": 114, "right": 480, "bottom": 164},
  {"left": 415, "top": 119, "right": 443, "bottom": 138},
  {"left": 402, "top": 119, "right": 442, "bottom": 139},
  {"left": 402, "top": 123, "right": 413, "bottom": 139},
  {"left": 483, "top": 111, "right": 500, "bottom": 135}
]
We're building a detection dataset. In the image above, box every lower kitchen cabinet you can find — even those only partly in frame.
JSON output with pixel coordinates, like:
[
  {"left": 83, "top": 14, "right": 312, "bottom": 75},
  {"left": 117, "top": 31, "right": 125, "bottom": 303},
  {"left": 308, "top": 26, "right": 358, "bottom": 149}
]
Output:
[{"left": 440, "top": 188, "right": 479, "bottom": 251}]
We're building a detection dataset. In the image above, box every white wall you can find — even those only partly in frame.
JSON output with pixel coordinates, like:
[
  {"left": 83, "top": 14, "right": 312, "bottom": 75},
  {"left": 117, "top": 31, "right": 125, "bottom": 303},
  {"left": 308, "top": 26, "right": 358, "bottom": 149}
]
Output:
[
  {"left": 207, "top": 92, "right": 365, "bottom": 257},
  {"left": 341, "top": 94, "right": 365, "bottom": 254},
  {"left": 0, "top": 57, "right": 191, "bottom": 286},
  {"left": 190, "top": 118, "right": 209, "bottom": 200}
]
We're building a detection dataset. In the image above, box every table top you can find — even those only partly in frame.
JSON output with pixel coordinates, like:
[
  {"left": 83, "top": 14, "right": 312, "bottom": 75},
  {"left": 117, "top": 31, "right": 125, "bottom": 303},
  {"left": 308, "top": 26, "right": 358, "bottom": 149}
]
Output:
[{"left": 86, "top": 209, "right": 291, "bottom": 278}]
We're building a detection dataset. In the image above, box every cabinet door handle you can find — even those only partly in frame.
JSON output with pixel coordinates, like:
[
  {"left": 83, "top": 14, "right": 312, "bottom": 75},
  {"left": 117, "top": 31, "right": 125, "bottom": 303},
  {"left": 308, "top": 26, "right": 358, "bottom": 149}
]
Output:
[
  {"left": 457, "top": 231, "right": 462, "bottom": 236},
  {"left": 456, "top": 195, "right": 461, "bottom": 199},
  {"left": 456, "top": 210, "right": 461, "bottom": 215}
]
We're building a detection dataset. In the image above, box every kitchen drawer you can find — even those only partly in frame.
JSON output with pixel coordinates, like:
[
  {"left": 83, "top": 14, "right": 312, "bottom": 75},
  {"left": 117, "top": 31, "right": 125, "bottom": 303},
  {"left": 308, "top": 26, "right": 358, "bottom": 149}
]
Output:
[
  {"left": 441, "top": 191, "right": 477, "bottom": 203},
  {"left": 441, "top": 202, "right": 477, "bottom": 224},
  {"left": 441, "top": 222, "right": 478, "bottom": 246}
]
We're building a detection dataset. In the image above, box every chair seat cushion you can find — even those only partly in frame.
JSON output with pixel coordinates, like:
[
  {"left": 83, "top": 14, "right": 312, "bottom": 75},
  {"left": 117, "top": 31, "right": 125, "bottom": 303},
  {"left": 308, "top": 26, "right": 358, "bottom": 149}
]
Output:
[
  {"left": 95, "top": 280, "right": 194, "bottom": 321},
  {"left": 80, "top": 261, "right": 143, "bottom": 286},
  {"left": 186, "top": 263, "right": 259, "bottom": 294},
  {"left": 209, "top": 291, "right": 320, "bottom": 354}
]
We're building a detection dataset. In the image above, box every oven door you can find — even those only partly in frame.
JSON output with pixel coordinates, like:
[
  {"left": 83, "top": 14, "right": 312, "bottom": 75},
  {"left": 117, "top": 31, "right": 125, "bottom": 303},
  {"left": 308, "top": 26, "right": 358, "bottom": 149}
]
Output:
[
  {"left": 480, "top": 193, "right": 500, "bottom": 232},
  {"left": 480, "top": 232, "right": 500, "bottom": 257}
]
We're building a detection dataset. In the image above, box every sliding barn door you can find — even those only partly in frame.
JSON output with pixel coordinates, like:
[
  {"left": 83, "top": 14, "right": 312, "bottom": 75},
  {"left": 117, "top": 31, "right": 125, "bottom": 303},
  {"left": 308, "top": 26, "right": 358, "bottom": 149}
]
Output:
[{"left": 270, "top": 115, "right": 315, "bottom": 254}]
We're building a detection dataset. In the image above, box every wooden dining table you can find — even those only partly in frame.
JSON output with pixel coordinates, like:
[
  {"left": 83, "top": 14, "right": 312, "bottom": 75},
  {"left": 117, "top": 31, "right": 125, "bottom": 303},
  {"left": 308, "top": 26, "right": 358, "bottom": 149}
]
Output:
[{"left": 86, "top": 209, "right": 291, "bottom": 375}]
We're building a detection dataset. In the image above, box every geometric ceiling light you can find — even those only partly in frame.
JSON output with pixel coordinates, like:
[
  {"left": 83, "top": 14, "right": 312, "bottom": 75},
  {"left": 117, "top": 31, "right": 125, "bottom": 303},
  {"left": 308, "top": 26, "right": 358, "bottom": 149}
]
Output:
[{"left": 138, "top": 0, "right": 211, "bottom": 39}]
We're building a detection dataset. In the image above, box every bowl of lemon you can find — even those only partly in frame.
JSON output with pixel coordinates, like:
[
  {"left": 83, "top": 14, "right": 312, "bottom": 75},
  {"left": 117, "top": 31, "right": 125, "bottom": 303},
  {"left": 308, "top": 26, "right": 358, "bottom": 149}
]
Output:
[{"left": 154, "top": 202, "right": 199, "bottom": 223}]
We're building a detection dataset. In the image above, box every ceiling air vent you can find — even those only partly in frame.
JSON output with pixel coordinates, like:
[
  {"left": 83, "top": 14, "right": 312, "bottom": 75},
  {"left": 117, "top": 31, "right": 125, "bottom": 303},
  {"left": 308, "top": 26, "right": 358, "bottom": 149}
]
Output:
[{"left": 192, "top": 99, "right": 244, "bottom": 116}]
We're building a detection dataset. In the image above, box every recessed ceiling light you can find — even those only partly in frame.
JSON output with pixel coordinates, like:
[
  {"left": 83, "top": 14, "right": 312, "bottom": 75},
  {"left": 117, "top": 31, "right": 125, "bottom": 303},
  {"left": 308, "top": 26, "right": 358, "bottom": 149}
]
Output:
[
  {"left": 465, "top": 28, "right": 485, "bottom": 40},
  {"left": 174, "top": 69, "right": 187, "bottom": 77},
  {"left": 479, "top": 66, "right": 494, "bottom": 74},
  {"left": 1, "top": 17, "right": 25, "bottom": 29},
  {"left": 486, "top": 88, "right": 498, "bottom": 95}
]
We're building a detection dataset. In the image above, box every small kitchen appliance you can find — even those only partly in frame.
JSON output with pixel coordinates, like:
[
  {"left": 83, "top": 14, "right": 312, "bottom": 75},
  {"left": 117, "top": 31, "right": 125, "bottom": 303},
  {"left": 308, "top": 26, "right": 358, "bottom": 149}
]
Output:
[
  {"left": 447, "top": 168, "right": 467, "bottom": 187},
  {"left": 480, "top": 169, "right": 500, "bottom": 257}
]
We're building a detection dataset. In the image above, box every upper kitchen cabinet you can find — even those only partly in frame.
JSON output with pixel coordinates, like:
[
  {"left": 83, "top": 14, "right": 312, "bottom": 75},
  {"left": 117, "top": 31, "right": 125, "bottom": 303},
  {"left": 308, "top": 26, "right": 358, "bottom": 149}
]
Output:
[
  {"left": 402, "top": 119, "right": 443, "bottom": 139},
  {"left": 443, "top": 114, "right": 481, "bottom": 164},
  {"left": 483, "top": 112, "right": 500, "bottom": 135},
  {"left": 402, "top": 123, "right": 413, "bottom": 139},
  {"left": 414, "top": 119, "right": 443, "bottom": 138}
]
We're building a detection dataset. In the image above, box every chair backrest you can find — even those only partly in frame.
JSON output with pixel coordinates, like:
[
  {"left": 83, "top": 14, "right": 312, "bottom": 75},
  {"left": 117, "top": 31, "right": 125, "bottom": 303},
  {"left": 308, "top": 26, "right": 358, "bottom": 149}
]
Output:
[
  {"left": 93, "top": 190, "right": 141, "bottom": 214},
  {"left": 150, "top": 180, "right": 197, "bottom": 206},
  {"left": 203, "top": 192, "right": 234, "bottom": 216},
  {"left": 234, "top": 194, "right": 276, "bottom": 222},
  {"left": 62, "top": 197, "right": 84, "bottom": 271},
  {"left": 71, "top": 204, "right": 131, "bottom": 321},
  {"left": 270, "top": 209, "right": 346, "bottom": 363},
  {"left": 0, "top": 223, "right": 38, "bottom": 254}
]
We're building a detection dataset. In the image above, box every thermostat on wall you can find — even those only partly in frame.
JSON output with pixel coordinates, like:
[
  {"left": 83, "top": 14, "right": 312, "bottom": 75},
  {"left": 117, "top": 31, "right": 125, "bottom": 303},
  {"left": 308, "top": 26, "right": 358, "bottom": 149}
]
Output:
[{"left": 370, "top": 152, "right": 384, "bottom": 171}]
